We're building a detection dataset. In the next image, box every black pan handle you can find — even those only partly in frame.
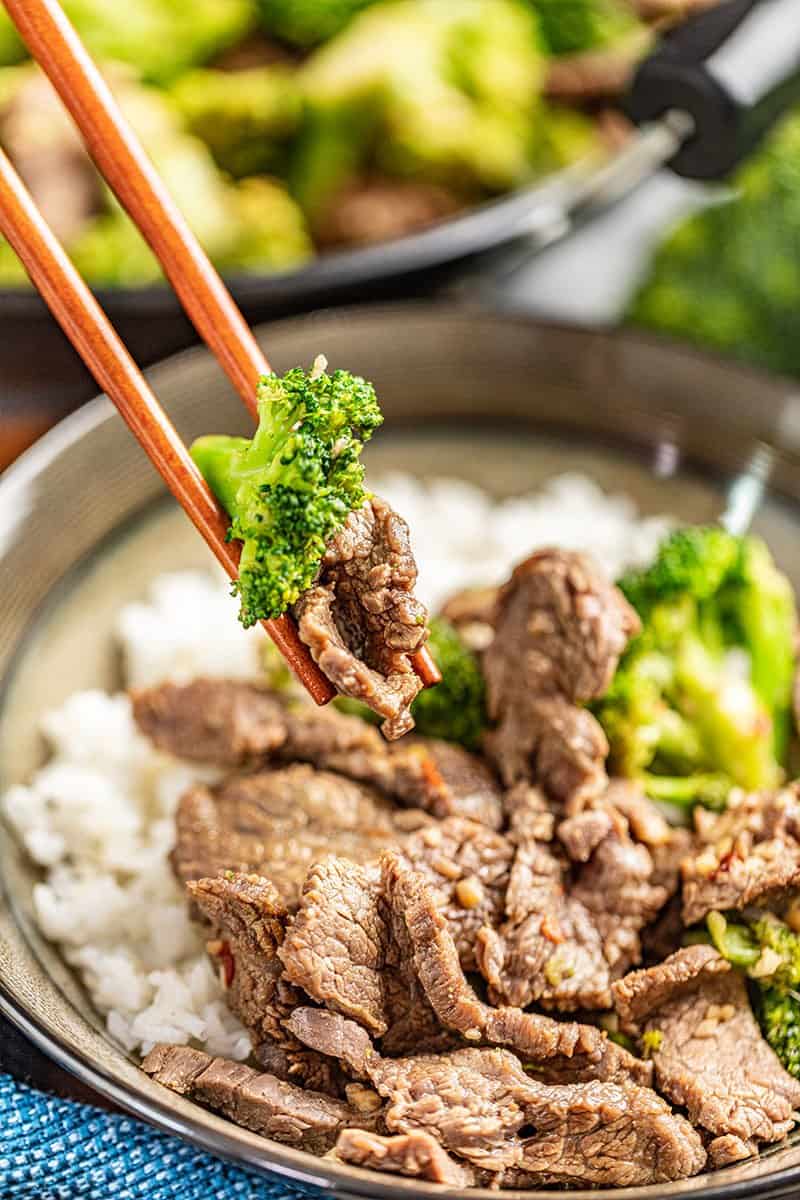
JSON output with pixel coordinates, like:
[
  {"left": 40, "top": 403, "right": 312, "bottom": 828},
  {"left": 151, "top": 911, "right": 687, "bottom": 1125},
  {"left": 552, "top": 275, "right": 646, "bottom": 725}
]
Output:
[{"left": 625, "top": 0, "right": 800, "bottom": 179}]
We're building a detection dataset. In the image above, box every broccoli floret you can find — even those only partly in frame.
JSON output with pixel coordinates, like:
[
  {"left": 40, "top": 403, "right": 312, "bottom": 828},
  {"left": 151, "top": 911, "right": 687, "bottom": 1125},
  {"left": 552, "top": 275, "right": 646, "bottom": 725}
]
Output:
[
  {"left": 334, "top": 616, "right": 488, "bottom": 748},
  {"left": 707, "top": 911, "right": 800, "bottom": 1076},
  {"left": 59, "top": 0, "right": 255, "bottom": 84},
  {"left": 293, "top": 0, "right": 558, "bottom": 218},
  {"left": 619, "top": 525, "right": 742, "bottom": 611},
  {"left": 257, "top": 0, "right": 379, "bottom": 46},
  {"left": 529, "top": 0, "right": 639, "bottom": 56},
  {"left": 191, "top": 359, "right": 382, "bottom": 627},
  {"left": 170, "top": 67, "right": 302, "bottom": 179},
  {"left": 758, "top": 989, "right": 800, "bottom": 1078},
  {"left": 0, "top": 1, "right": 255, "bottom": 84},
  {"left": 595, "top": 526, "right": 796, "bottom": 808},
  {"left": 217, "top": 178, "right": 313, "bottom": 275},
  {"left": 408, "top": 617, "right": 487, "bottom": 749}
]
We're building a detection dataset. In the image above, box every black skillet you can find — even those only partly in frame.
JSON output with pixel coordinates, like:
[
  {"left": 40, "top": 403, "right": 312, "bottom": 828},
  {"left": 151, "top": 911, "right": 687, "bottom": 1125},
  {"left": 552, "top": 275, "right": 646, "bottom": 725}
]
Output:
[{"left": 3, "top": 0, "right": 800, "bottom": 415}]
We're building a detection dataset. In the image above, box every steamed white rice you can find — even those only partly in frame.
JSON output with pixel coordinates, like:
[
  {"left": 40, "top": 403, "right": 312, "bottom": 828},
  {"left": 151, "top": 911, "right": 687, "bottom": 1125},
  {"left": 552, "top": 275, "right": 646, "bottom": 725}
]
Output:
[{"left": 2, "top": 473, "right": 672, "bottom": 1061}]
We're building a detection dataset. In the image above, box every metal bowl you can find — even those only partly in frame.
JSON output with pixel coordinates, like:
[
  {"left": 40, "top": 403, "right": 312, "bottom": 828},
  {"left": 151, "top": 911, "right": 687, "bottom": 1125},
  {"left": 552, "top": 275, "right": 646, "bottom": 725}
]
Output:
[{"left": 3, "top": 304, "right": 800, "bottom": 1200}]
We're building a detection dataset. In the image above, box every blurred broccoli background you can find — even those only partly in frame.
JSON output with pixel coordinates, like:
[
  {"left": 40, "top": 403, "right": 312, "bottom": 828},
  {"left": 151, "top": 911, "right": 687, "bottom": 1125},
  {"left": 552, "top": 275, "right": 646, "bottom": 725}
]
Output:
[
  {"left": 628, "top": 108, "right": 800, "bottom": 380},
  {"left": 0, "top": 0, "right": 677, "bottom": 288}
]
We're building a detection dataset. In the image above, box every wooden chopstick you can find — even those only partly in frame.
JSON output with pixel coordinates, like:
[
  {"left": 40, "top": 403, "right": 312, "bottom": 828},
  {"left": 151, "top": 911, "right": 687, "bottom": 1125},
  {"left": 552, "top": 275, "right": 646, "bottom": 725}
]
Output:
[
  {"left": 2, "top": 0, "right": 441, "bottom": 692},
  {"left": 0, "top": 145, "right": 335, "bottom": 706}
]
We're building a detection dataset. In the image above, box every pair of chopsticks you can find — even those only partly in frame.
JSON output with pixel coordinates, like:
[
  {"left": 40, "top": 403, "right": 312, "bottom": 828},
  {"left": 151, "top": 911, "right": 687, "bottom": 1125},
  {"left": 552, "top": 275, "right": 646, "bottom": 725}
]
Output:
[{"left": 0, "top": 0, "right": 439, "bottom": 705}]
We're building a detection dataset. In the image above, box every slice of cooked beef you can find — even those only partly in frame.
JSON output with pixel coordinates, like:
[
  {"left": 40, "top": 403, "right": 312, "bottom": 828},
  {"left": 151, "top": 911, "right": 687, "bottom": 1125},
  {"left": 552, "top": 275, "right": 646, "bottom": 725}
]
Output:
[
  {"left": 287, "top": 723, "right": 504, "bottom": 830},
  {"left": 286, "top": 1012, "right": 703, "bottom": 1184},
  {"left": 492, "top": 694, "right": 610, "bottom": 805},
  {"left": 571, "top": 826, "right": 669, "bottom": 976},
  {"left": 682, "top": 785, "right": 800, "bottom": 925},
  {"left": 284, "top": 708, "right": 504, "bottom": 826},
  {"left": 509, "top": 1077, "right": 705, "bottom": 1187},
  {"left": 296, "top": 854, "right": 453, "bottom": 1055},
  {"left": 400, "top": 817, "right": 512, "bottom": 971},
  {"left": 172, "top": 765, "right": 413, "bottom": 906},
  {"left": 279, "top": 858, "right": 389, "bottom": 1037},
  {"left": 188, "top": 872, "right": 341, "bottom": 1094},
  {"left": 401, "top": 739, "right": 503, "bottom": 830},
  {"left": 286, "top": 1007, "right": 376, "bottom": 1079},
  {"left": 484, "top": 550, "right": 638, "bottom": 800},
  {"left": 476, "top": 845, "right": 611, "bottom": 1011},
  {"left": 592, "top": 781, "right": 691, "bottom": 967},
  {"left": 613, "top": 945, "right": 800, "bottom": 1143},
  {"left": 293, "top": 496, "right": 428, "bottom": 740},
  {"left": 187, "top": 872, "right": 294, "bottom": 1047},
  {"left": 277, "top": 854, "right": 446, "bottom": 1056},
  {"left": 333, "top": 1128, "right": 476, "bottom": 1185},
  {"left": 315, "top": 177, "right": 459, "bottom": 247},
  {"left": 489, "top": 550, "right": 640, "bottom": 704},
  {"left": 141, "top": 1044, "right": 369, "bottom": 1152},
  {"left": 381, "top": 850, "right": 650, "bottom": 1086},
  {"left": 134, "top": 677, "right": 503, "bottom": 829},
  {"left": 379, "top": 887, "right": 460, "bottom": 1059},
  {"left": 476, "top": 785, "right": 611, "bottom": 1010},
  {"left": 252, "top": 1040, "right": 336, "bottom": 1091},
  {"left": 707, "top": 1134, "right": 758, "bottom": 1168},
  {"left": 132, "top": 678, "right": 287, "bottom": 767}
]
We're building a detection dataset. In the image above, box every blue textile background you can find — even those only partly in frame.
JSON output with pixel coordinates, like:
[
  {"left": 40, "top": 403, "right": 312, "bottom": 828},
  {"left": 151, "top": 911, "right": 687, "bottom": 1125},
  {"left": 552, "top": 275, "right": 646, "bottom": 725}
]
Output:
[{"left": 0, "top": 1073, "right": 325, "bottom": 1200}]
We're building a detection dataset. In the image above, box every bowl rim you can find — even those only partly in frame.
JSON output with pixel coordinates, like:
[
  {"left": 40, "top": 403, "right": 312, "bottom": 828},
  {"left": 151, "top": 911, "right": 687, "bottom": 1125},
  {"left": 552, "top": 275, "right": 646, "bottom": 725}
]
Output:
[{"left": 4, "top": 303, "right": 800, "bottom": 1200}]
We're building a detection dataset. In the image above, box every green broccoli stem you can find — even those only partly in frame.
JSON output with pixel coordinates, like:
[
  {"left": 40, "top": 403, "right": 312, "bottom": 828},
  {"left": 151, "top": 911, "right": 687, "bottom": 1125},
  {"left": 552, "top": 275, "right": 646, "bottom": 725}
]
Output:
[
  {"left": 706, "top": 911, "right": 761, "bottom": 968},
  {"left": 191, "top": 435, "right": 250, "bottom": 517},
  {"left": 641, "top": 772, "right": 731, "bottom": 810}
]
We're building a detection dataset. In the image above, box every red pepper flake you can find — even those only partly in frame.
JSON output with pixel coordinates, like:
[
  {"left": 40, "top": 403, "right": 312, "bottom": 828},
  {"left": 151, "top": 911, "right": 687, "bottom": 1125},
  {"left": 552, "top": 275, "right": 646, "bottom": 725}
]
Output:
[
  {"left": 208, "top": 938, "right": 236, "bottom": 989},
  {"left": 421, "top": 755, "right": 447, "bottom": 799},
  {"left": 541, "top": 914, "right": 565, "bottom": 944},
  {"left": 219, "top": 943, "right": 236, "bottom": 989},
  {"left": 717, "top": 849, "right": 736, "bottom": 874}
]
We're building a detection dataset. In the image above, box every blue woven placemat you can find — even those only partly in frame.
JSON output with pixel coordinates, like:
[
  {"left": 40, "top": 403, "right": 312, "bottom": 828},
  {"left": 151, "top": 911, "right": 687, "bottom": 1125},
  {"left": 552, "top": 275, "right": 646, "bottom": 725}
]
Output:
[{"left": 0, "top": 1073, "right": 325, "bottom": 1200}]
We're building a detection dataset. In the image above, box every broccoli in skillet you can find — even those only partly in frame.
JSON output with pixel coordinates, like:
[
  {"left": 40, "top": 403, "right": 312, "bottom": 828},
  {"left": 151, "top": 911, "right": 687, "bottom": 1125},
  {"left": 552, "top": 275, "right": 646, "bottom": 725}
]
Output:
[
  {"left": 707, "top": 910, "right": 800, "bottom": 1078},
  {"left": 256, "top": 0, "right": 379, "bottom": 46},
  {"left": 595, "top": 526, "right": 796, "bottom": 809},
  {"left": 191, "top": 358, "right": 382, "bottom": 627},
  {"left": 170, "top": 67, "right": 302, "bottom": 179},
  {"left": 292, "top": 0, "right": 568, "bottom": 225},
  {"left": 530, "top": 0, "right": 639, "bottom": 55},
  {"left": 9, "top": 0, "right": 256, "bottom": 83}
]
